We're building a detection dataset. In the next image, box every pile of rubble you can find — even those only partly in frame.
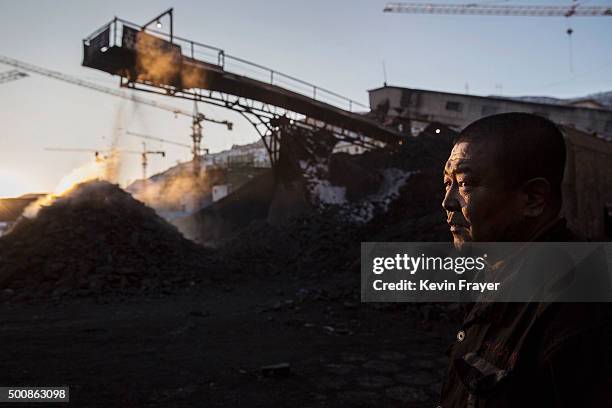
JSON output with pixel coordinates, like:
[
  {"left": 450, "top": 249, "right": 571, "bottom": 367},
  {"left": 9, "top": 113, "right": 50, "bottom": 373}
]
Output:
[
  {"left": 217, "top": 124, "right": 457, "bottom": 278},
  {"left": 217, "top": 212, "right": 361, "bottom": 278},
  {"left": 284, "top": 123, "right": 454, "bottom": 225},
  {"left": 179, "top": 123, "right": 456, "bottom": 248},
  {"left": 0, "top": 181, "right": 211, "bottom": 300}
]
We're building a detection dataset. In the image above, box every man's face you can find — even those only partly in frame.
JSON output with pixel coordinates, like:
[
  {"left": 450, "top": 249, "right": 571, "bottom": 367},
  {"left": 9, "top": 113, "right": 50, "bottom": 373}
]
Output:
[{"left": 442, "top": 139, "right": 522, "bottom": 246}]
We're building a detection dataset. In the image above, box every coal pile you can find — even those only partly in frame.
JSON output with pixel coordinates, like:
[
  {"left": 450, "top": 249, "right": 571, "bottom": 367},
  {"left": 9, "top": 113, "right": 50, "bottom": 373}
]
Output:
[
  {"left": 363, "top": 123, "right": 457, "bottom": 242},
  {"left": 218, "top": 126, "right": 457, "bottom": 276},
  {"left": 207, "top": 124, "right": 457, "bottom": 324},
  {"left": 218, "top": 212, "right": 361, "bottom": 278},
  {"left": 0, "top": 181, "right": 212, "bottom": 300}
]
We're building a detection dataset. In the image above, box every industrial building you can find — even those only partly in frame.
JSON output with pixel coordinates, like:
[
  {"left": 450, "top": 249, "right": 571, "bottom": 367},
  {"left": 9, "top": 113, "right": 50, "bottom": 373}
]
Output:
[
  {"left": 562, "top": 126, "right": 612, "bottom": 239},
  {"left": 369, "top": 86, "right": 612, "bottom": 140},
  {"left": 206, "top": 140, "right": 271, "bottom": 168}
]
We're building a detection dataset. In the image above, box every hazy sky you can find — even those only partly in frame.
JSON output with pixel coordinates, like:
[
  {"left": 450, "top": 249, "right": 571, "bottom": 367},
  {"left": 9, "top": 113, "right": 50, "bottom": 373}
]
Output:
[{"left": 1, "top": 0, "right": 611, "bottom": 197}]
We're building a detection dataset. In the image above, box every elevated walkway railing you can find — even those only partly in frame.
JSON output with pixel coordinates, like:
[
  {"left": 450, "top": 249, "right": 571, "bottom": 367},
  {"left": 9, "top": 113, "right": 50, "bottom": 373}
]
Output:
[{"left": 84, "top": 18, "right": 369, "bottom": 113}]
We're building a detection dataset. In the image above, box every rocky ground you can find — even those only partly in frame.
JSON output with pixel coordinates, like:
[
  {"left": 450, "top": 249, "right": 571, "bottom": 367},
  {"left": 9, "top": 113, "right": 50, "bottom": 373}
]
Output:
[{"left": 0, "top": 272, "right": 456, "bottom": 407}]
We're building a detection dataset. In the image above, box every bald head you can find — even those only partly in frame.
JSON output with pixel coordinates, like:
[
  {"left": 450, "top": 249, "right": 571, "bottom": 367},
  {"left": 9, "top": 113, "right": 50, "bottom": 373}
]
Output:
[
  {"left": 455, "top": 112, "right": 566, "bottom": 204},
  {"left": 443, "top": 113, "right": 567, "bottom": 244}
]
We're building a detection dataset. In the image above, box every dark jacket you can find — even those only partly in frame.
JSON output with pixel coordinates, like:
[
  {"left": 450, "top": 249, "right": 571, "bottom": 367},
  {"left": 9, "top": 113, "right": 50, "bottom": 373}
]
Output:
[{"left": 438, "top": 219, "right": 612, "bottom": 407}]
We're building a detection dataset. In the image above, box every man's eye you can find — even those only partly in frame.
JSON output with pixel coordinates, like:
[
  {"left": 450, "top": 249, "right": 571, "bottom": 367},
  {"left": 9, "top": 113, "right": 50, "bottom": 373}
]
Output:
[{"left": 458, "top": 181, "right": 470, "bottom": 188}]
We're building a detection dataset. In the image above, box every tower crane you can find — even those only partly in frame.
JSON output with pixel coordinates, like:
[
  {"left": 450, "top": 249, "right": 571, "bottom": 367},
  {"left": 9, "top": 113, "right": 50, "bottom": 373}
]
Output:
[
  {"left": 125, "top": 129, "right": 207, "bottom": 176},
  {"left": 0, "top": 55, "right": 232, "bottom": 128},
  {"left": 0, "top": 70, "right": 28, "bottom": 84},
  {"left": 44, "top": 147, "right": 109, "bottom": 161},
  {"left": 135, "top": 143, "right": 166, "bottom": 181},
  {"left": 45, "top": 144, "right": 165, "bottom": 181},
  {"left": 125, "top": 131, "right": 192, "bottom": 149},
  {"left": 383, "top": 2, "right": 611, "bottom": 72},
  {"left": 0, "top": 55, "right": 232, "bottom": 173},
  {"left": 383, "top": 2, "right": 612, "bottom": 17}
]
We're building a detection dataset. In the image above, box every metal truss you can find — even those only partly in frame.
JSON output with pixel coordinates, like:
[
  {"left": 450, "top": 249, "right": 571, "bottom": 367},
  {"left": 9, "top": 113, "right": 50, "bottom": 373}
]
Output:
[{"left": 120, "top": 78, "right": 383, "bottom": 166}]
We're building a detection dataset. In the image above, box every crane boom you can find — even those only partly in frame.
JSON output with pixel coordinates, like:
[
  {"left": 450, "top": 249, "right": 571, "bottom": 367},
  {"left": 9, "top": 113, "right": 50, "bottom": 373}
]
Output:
[
  {"left": 125, "top": 131, "right": 192, "bottom": 149},
  {"left": 0, "top": 55, "right": 233, "bottom": 128},
  {"left": 0, "top": 70, "right": 28, "bottom": 84},
  {"left": 46, "top": 145, "right": 165, "bottom": 180},
  {"left": 45, "top": 147, "right": 105, "bottom": 153},
  {"left": 383, "top": 2, "right": 612, "bottom": 17},
  {"left": 45, "top": 147, "right": 140, "bottom": 154},
  {"left": 45, "top": 147, "right": 160, "bottom": 155}
]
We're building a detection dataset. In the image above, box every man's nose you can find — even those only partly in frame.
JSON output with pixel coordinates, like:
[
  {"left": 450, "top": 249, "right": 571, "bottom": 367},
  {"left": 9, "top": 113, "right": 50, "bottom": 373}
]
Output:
[{"left": 442, "top": 183, "right": 461, "bottom": 212}]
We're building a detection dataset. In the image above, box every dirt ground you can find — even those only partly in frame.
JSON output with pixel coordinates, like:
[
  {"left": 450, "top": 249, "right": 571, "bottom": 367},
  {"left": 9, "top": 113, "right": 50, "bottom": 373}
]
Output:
[{"left": 0, "top": 269, "right": 455, "bottom": 407}]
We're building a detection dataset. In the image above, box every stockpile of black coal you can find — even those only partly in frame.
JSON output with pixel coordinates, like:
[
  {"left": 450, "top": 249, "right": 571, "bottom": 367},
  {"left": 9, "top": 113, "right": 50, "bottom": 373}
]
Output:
[
  {"left": 218, "top": 211, "right": 361, "bottom": 278},
  {"left": 0, "top": 181, "right": 212, "bottom": 300},
  {"left": 214, "top": 124, "right": 457, "bottom": 278},
  {"left": 362, "top": 123, "right": 457, "bottom": 242},
  {"left": 212, "top": 124, "right": 460, "bottom": 321}
]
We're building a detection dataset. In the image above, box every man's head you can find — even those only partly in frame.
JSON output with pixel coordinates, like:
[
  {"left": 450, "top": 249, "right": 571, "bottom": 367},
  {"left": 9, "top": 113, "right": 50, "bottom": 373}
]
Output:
[{"left": 442, "top": 112, "right": 566, "bottom": 245}]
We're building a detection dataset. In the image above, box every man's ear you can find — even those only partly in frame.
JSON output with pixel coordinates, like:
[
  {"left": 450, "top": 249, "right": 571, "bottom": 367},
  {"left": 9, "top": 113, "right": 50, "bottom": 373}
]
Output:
[{"left": 520, "top": 177, "right": 551, "bottom": 217}]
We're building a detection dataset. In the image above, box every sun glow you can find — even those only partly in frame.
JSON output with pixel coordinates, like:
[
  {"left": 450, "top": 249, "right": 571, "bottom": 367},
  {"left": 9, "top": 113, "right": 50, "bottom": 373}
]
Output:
[{"left": 22, "top": 150, "right": 121, "bottom": 218}]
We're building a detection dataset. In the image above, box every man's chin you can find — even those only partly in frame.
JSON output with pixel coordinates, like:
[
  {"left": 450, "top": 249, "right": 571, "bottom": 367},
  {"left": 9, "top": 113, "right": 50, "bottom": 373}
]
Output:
[{"left": 451, "top": 231, "right": 472, "bottom": 250}]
